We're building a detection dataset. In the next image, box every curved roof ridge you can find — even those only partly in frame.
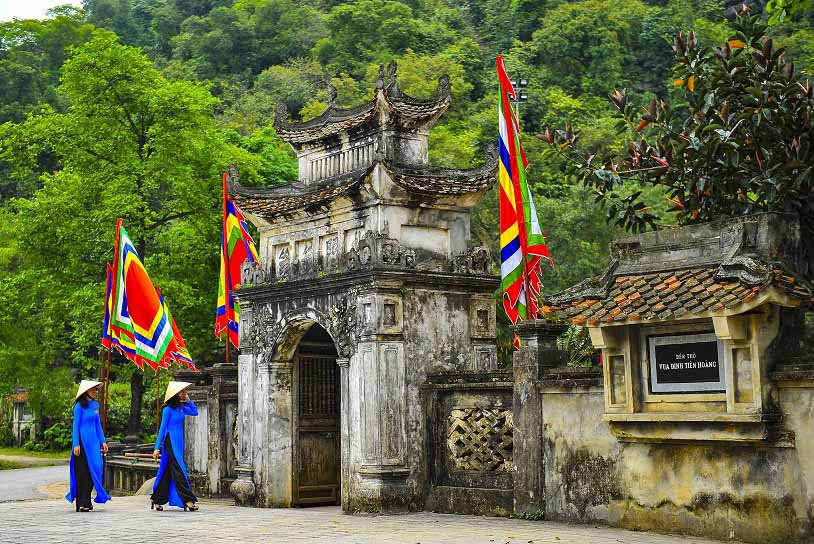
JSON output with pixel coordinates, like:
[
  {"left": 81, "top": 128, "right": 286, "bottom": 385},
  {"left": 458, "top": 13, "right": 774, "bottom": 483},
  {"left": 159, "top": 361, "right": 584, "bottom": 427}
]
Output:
[
  {"left": 274, "top": 63, "right": 452, "bottom": 145},
  {"left": 383, "top": 146, "right": 498, "bottom": 196},
  {"left": 228, "top": 165, "right": 374, "bottom": 219}
]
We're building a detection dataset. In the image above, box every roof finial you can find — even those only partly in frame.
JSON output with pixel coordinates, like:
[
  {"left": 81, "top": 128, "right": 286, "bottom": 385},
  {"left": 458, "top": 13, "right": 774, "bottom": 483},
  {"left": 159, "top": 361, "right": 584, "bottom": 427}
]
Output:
[
  {"left": 385, "top": 60, "right": 401, "bottom": 97},
  {"left": 376, "top": 64, "right": 386, "bottom": 90},
  {"left": 327, "top": 82, "right": 338, "bottom": 107},
  {"left": 226, "top": 163, "right": 240, "bottom": 190},
  {"left": 274, "top": 102, "right": 289, "bottom": 129},
  {"left": 435, "top": 74, "right": 451, "bottom": 98}
]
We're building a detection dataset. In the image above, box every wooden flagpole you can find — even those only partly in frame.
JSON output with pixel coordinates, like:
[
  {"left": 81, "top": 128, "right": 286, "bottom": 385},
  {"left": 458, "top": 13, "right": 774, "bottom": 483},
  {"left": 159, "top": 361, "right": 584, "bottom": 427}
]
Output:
[
  {"left": 155, "top": 369, "right": 161, "bottom": 433},
  {"left": 103, "top": 348, "right": 112, "bottom": 433},
  {"left": 103, "top": 218, "right": 122, "bottom": 433}
]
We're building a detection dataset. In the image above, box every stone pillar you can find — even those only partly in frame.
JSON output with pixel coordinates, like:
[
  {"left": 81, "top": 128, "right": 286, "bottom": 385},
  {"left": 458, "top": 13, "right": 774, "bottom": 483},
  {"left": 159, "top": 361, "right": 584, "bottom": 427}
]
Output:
[
  {"left": 265, "top": 360, "right": 294, "bottom": 507},
  {"left": 512, "top": 320, "right": 567, "bottom": 516},
  {"left": 208, "top": 363, "right": 237, "bottom": 495},
  {"left": 338, "top": 357, "right": 351, "bottom": 512},
  {"left": 230, "top": 353, "right": 256, "bottom": 506}
]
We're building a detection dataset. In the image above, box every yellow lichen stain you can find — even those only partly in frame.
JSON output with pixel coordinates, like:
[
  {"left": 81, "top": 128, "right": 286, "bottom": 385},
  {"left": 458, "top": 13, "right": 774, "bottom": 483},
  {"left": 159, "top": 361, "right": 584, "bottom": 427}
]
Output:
[{"left": 612, "top": 492, "right": 802, "bottom": 544}]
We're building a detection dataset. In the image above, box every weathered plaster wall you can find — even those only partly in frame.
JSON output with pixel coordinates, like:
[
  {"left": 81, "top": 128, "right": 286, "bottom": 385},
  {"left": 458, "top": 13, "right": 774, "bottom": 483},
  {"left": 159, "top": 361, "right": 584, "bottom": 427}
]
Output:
[
  {"left": 540, "top": 375, "right": 814, "bottom": 543},
  {"left": 341, "top": 286, "right": 495, "bottom": 513},
  {"left": 541, "top": 384, "right": 620, "bottom": 521},
  {"left": 401, "top": 288, "right": 477, "bottom": 512}
]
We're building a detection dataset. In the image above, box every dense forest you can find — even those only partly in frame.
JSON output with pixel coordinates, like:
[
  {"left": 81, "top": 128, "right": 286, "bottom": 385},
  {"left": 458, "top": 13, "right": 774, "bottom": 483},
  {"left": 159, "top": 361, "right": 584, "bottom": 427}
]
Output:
[{"left": 1, "top": 0, "right": 812, "bottom": 444}]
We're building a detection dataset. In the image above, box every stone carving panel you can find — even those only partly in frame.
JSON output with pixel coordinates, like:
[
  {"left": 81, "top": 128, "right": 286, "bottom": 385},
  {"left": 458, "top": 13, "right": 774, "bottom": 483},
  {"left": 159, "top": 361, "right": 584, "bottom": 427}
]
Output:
[
  {"left": 345, "top": 231, "right": 416, "bottom": 271},
  {"left": 329, "top": 291, "right": 359, "bottom": 358},
  {"left": 247, "top": 303, "right": 281, "bottom": 355},
  {"left": 297, "top": 240, "right": 314, "bottom": 275},
  {"left": 277, "top": 246, "right": 290, "bottom": 279},
  {"left": 240, "top": 260, "right": 268, "bottom": 287},
  {"left": 447, "top": 408, "right": 513, "bottom": 472},
  {"left": 453, "top": 246, "right": 491, "bottom": 275}
]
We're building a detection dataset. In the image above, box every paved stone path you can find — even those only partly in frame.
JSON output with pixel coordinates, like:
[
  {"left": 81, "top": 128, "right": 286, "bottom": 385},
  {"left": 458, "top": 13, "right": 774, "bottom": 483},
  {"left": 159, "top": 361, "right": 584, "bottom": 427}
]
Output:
[
  {"left": 0, "top": 465, "right": 68, "bottom": 502},
  {"left": 0, "top": 495, "right": 738, "bottom": 544}
]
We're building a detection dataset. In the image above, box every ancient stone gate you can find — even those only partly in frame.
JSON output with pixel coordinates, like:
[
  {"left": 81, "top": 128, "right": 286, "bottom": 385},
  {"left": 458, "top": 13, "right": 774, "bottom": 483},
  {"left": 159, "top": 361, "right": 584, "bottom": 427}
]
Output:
[{"left": 224, "top": 63, "right": 500, "bottom": 512}]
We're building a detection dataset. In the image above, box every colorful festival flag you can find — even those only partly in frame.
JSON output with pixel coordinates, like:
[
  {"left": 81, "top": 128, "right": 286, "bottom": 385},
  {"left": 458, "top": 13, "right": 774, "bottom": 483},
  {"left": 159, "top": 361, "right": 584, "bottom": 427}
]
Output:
[
  {"left": 157, "top": 287, "right": 198, "bottom": 372},
  {"left": 215, "top": 172, "right": 259, "bottom": 349},
  {"left": 109, "top": 219, "right": 173, "bottom": 371},
  {"left": 497, "top": 56, "right": 553, "bottom": 346}
]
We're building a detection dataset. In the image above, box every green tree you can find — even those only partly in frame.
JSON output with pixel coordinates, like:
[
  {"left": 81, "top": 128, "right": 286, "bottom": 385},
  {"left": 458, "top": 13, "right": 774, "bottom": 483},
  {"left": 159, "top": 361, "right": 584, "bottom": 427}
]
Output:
[
  {"left": 0, "top": 30, "right": 259, "bottom": 436},
  {"left": 543, "top": 11, "right": 814, "bottom": 259},
  {"left": 0, "top": 7, "right": 95, "bottom": 199},
  {"left": 313, "top": 0, "right": 420, "bottom": 76}
]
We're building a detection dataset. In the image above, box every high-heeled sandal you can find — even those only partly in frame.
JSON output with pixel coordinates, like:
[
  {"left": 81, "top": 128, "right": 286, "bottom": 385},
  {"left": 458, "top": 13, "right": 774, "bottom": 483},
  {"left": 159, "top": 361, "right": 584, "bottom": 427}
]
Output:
[
  {"left": 151, "top": 501, "right": 163, "bottom": 511},
  {"left": 184, "top": 503, "right": 199, "bottom": 512},
  {"left": 78, "top": 506, "right": 91, "bottom": 512}
]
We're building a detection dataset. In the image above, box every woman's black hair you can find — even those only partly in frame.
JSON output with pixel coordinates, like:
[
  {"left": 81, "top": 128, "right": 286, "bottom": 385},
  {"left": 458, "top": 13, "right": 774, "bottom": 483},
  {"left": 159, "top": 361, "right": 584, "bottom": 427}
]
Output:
[
  {"left": 75, "top": 393, "right": 89, "bottom": 409},
  {"left": 164, "top": 395, "right": 181, "bottom": 408}
]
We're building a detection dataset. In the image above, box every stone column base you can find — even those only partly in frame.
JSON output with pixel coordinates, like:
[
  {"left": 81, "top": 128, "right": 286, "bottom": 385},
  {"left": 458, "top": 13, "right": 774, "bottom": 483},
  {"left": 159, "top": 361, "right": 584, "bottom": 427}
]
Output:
[
  {"left": 351, "top": 465, "right": 412, "bottom": 513},
  {"left": 230, "top": 465, "right": 256, "bottom": 506}
]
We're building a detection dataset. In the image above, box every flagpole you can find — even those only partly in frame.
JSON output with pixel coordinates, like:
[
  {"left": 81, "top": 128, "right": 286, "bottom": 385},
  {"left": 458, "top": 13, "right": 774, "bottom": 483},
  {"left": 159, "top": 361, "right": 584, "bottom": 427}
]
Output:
[
  {"left": 104, "top": 218, "right": 122, "bottom": 432},
  {"left": 156, "top": 369, "right": 161, "bottom": 433},
  {"left": 98, "top": 348, "right": 106, "bottom": 429}
]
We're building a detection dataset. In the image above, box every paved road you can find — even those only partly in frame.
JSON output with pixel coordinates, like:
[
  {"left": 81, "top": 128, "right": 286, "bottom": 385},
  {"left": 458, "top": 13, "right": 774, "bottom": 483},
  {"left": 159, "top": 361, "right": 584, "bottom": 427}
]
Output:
[
  {"left": 0, "top": 454, "right": 68, "bottom": 467},
  {"left": 0, "top": 495, "right": 738, "bottom": 544},
  {"left": 0, "top": 465, "right": 68, "bottom": 502}
]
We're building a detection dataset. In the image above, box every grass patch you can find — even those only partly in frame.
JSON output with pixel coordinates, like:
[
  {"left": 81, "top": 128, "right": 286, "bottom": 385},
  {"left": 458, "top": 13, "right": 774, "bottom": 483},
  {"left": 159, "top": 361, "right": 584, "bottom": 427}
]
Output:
[
  {"left": 0, "top": 460, "right": 25, "bottom": 470},
  {"left": 0, "top": 447, "right": 70, "bottom": 459}
]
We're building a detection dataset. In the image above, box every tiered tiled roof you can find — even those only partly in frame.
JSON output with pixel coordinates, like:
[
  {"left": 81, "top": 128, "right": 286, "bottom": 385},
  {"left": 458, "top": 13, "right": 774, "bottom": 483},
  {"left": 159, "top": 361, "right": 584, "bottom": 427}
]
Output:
[
  {"left": 274, "top": 102, "right": 376, "bottom": 145},
  {"left": 274, "top": 64, "right": 451, "bottom": 147},
  {"left": 542, "top": 215, "right": 813, "bottom": 327},
  {"left": 229, "top": 168, "right": 370, "bottom": 220},
  {"left": 383, "top": 150, "right": 497, "bottom": 196},
  {"left": 6, "top": 389, "right": 28, "bottom": 403}
]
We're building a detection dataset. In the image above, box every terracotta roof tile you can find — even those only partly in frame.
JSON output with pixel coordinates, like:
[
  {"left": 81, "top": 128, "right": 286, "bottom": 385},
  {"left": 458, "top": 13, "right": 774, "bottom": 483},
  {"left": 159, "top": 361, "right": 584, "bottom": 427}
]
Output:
[{"left": 545, "top": 265, "right": 812, "bottom": 327}]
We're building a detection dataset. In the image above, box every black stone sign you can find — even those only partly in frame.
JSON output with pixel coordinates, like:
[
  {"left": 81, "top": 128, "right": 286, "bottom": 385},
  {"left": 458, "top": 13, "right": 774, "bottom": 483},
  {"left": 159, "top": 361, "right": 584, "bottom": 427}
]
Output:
[{"left": 648, "top": 333, "right": 725, "bottom": 393}]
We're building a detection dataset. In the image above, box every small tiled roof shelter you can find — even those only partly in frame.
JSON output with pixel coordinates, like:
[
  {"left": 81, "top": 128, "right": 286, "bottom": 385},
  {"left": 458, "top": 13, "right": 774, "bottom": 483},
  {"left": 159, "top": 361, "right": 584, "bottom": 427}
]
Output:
[{"left": 542, "top": 213, "right": 812, "bottom": 443}]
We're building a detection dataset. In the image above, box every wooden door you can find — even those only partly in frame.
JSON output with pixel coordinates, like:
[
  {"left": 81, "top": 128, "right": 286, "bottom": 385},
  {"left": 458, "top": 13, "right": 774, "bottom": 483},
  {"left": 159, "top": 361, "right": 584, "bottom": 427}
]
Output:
[{"left": 294, "top": 354, "right": 340, "bottom": 505}]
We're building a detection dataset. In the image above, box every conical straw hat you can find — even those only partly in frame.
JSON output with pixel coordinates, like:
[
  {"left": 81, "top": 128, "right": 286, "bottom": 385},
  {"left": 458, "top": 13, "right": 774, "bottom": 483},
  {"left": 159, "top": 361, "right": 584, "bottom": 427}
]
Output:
[
  {"left": 75, "top": 380, "right": 102, "bottom": 401},
  {"left": 164, "top": 381, "right": 192, "bottom": 403}
]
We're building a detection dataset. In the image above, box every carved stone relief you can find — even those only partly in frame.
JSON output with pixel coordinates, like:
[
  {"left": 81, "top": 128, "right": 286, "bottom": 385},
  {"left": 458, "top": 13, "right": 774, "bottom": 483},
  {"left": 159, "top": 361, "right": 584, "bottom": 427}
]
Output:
[
  {"left": 248, "top": 303, "right": 279, "bottom": 355},
  {"left": 270, "top": 367, "right": 292, "bottom": 393},
  {"left": 453, "top": 246, "right": 491, "bottom": 275},
  {"left": 298, "top": 240, "right": 314, "bottom": 275},
  {"left": 329, "top": 291, "right": 360, "bottom": 358},
  {"left": 240, "top": 260, "right": 268, "bottom": 287},
  {"left": 447, "top": 408, "right": 513, "bottom": 472},
  {"left": 277, "top": 246, "right": 290, "bottom": 279}
]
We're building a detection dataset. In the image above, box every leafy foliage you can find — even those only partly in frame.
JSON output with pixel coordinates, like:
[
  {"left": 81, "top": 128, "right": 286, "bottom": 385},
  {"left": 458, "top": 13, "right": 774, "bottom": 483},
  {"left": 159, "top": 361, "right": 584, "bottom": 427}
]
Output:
[
  {"left": 543, "top": 9, "right": 814, "bottom": 242},
  {"left": 2, "top": 0, "right": 814, "bottom": 436}
]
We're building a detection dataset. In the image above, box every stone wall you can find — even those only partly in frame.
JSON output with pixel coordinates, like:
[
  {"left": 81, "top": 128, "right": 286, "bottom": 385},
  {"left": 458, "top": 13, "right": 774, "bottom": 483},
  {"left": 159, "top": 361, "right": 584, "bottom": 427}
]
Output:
[
  {"left": 520, "top": 352, "right": 814, "bottom": 543},
  {"left": 423, "top": 371, "right": 514, "bottom": 517}
]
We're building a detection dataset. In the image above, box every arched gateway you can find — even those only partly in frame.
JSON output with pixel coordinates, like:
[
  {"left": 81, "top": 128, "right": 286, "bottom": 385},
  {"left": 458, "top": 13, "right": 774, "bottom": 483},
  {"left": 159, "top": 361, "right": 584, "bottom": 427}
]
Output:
[{"left": 222, "top": 63, "right": 499, "bottom": 512}]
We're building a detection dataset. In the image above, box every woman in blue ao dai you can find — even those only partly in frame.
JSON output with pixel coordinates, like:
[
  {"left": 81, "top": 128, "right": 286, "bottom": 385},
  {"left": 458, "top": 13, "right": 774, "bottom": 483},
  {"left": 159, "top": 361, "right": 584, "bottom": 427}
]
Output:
[
  {"left": 151, "top": 381, "right": 199, "bottom": 511},
  {"left": 65, "top": 380, "right": 111, "bottom": 512}
]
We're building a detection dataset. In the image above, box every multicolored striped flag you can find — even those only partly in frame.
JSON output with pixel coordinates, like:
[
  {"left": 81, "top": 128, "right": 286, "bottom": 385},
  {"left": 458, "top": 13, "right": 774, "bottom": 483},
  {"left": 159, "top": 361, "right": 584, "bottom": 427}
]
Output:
[
  {"left": 109, "top": 219, "right": 173, "bottom": 371},
  {"left": 157, "top": 287, "right": 198, "bottom": 372},
  {"left": 497, "top": 56, "right": 553, "bottom": 346},
  {"left": 215, "top": 171, "right": 260, "bottom": 349}
]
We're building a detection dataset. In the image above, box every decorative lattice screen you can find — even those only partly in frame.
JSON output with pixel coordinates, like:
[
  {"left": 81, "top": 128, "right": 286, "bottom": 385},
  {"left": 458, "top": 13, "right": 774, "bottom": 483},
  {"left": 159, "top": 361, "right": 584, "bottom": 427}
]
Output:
[{"left": 447, "top": 408, "right": 513, "bottom": 472}]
